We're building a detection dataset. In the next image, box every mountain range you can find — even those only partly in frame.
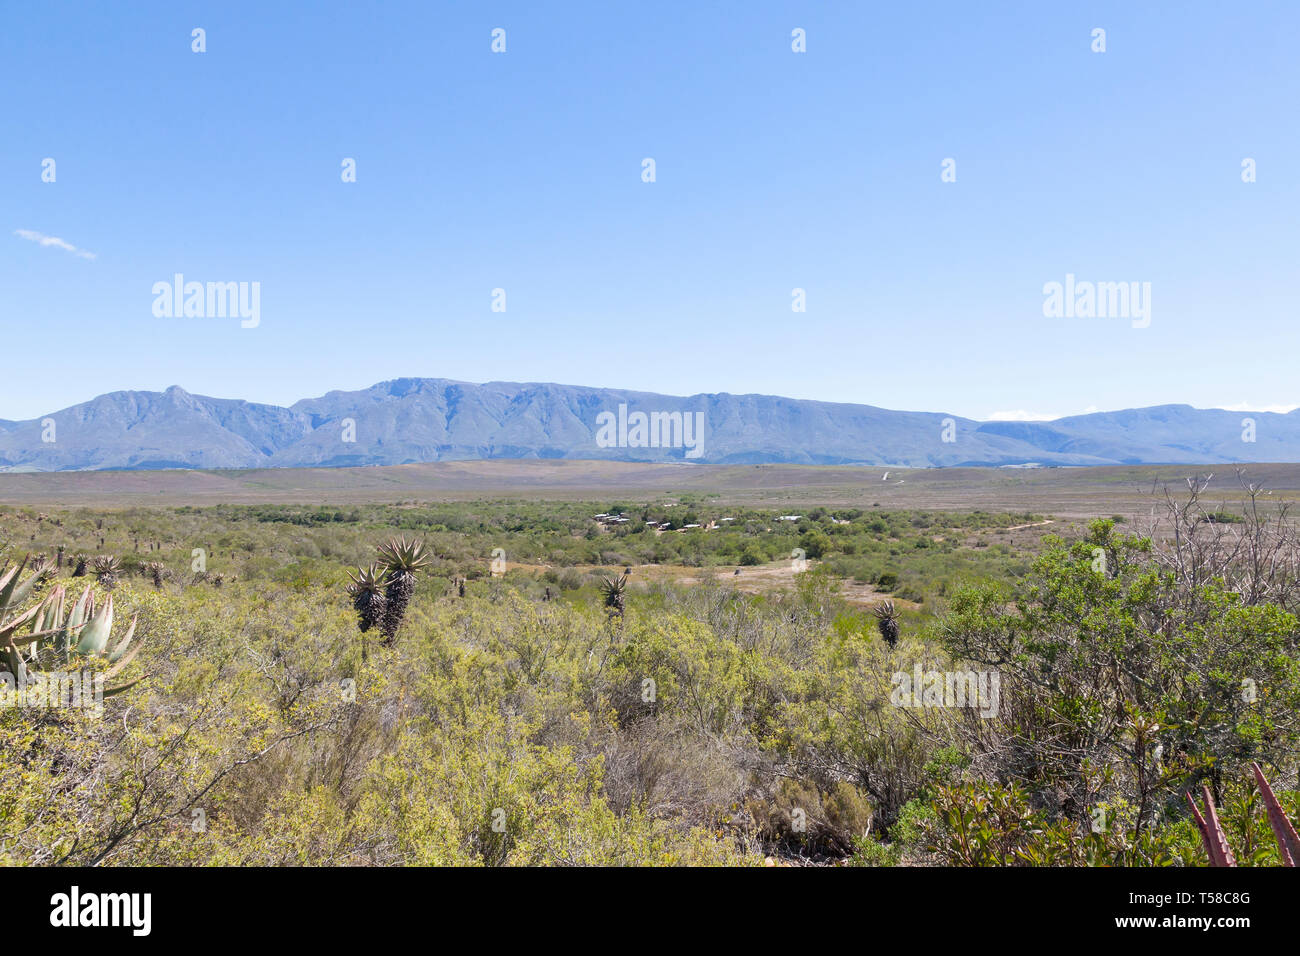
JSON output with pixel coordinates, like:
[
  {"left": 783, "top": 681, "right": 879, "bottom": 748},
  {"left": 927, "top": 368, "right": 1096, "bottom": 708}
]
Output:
[{"left": 0, "top": 379, "right": 1294, "bottom": 472}]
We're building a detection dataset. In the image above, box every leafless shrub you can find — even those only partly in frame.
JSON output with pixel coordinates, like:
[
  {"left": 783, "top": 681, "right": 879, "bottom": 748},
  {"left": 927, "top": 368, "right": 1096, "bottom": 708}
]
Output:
[{"left": 1143, "top": 470, "right": 1300, "bottom": 612}]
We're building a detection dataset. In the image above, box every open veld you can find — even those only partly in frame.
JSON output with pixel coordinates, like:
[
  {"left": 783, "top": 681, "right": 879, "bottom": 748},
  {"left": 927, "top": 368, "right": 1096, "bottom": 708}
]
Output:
[
  {"left": 5, "top": 459, "right": 1300, "bottom": 515},
  {"left": 3, "top": 461, "right": 1300, "bottom": 866}
]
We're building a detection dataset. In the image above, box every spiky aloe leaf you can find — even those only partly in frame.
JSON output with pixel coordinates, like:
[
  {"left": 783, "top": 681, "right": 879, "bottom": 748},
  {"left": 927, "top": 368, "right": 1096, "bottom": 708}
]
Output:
[
  {"left": 2, "top": 643, "right": 27, "bottom": 685},
  {"left": 377, "top": 536, "right": 433, "bottom": 574},
  {"left": 66, "top": 586, "right": 95, "bottom": 631},
  {"left": 599, "top": 571, "right": 631, "bottom": 627},
  {"left": 74, "top": 593, "right": 115, "bottom": 656},
  {"left": 33, "top": 585, "right": 65, "bottom": 634},
  {"left": 347, "top": 564, "right": 389, "bottom": 596},
  {"left": 348, "top": 565, "right": 388, "bottom": 634},
  {"left": 0, "top": 603, "right": 42, "bottom": 643},
  {"left": 874, "top": 601, "right": 900, "bottom": 647},
  {"left": 5, "top": 626, "right": 66, "bottom": 650},
  {"left": 103, "top": 635, "right": 143, "bottom": 679},
  {"left": 375, "top": 541, "right": 430, "bottom": 642},
  {"left": 1251, "top": 763, "right": 1300, "bottom": 867},
  {"left": 0, "top": 572, "right": 146, "bottom": 703},
  {"left": 0, "top": 558, "right": 44, "bottom": 617},
  {"left": 0, "top": 562, "right": 19, "bottom": 607},
  {"left": 106, "top": 616, "right": 138, "bottom": 664},
  {"left": 1186, "top": 785, "right": 1237, "bottom": 867},
  {"left": 599, "top": 573, "right": 628, "bottom": 609}
]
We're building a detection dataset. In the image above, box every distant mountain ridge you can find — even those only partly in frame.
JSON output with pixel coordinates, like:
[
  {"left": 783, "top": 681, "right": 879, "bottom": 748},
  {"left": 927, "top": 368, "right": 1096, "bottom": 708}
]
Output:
[{"left": 0, "top": 379, "right": 1296, "bottom": 472}]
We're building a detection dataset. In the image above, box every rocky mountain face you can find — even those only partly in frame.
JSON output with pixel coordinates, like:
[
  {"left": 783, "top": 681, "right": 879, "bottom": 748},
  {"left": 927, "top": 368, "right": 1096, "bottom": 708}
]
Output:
[{"left": 0, "top": 379, "right": 1293, "bottom": 471}]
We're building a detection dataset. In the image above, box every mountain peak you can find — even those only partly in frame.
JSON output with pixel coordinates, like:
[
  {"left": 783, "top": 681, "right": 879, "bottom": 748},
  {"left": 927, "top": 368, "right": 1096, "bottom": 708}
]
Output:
[{"left": 0, "top": 381, "right": 1296, "bottom": 472}]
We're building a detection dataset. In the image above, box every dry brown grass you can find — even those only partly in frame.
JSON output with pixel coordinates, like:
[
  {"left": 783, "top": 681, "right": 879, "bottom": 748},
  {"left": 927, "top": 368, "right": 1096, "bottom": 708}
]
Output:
[{"left": 6, "top": 459, "right": 1300, "bottom": 516}]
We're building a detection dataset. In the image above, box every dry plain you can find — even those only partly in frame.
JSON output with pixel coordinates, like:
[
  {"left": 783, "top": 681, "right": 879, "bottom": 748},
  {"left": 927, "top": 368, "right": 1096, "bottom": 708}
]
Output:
[{"left": 4, "top": 459, "right": 1299, "bottom": 516}]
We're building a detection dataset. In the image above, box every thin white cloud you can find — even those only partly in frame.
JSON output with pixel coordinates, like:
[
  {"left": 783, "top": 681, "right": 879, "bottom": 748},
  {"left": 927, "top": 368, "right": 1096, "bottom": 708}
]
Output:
[
  {"left": 987, "top": 402, "right": 1298, "bottom": 421},
  {"left": 14, "top": 229, "right": 96, "bottom": 260},
  {"left": 986, "top": 410, "right": 1060, "bottom": 422},
  {"left": 1215, "top": 401, "right": 1299, "bottom": 415}
]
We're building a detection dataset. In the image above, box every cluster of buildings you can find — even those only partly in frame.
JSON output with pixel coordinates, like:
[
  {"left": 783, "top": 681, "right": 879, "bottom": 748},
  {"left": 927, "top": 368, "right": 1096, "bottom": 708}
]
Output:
[{"left": 593, "top": 513, "right": 735, "bottom": 534}]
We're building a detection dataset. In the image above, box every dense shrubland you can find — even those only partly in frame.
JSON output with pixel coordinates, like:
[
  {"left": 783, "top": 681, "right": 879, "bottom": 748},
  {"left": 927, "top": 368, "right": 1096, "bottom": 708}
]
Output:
[
  {"left": 5, "top": 500, "right": 1035, "bottom": 605},
  {"left": 2, "top": 482, "right": 1298, "bottom": 866}
]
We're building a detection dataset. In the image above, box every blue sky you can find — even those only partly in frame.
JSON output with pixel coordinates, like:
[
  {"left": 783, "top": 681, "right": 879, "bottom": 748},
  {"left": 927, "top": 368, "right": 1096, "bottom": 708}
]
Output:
[{"left": 3, "top": 1, "right": 1297, "bottom": 422}]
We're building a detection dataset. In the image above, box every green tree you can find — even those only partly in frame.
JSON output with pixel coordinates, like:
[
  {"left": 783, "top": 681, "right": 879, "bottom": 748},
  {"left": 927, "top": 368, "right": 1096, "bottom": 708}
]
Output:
[
  {"left": 799, "top": 530, "right": 832, "bottom": 560},
  {"left": 940, "top": 520, "right": 1300, "bottom": 836}
]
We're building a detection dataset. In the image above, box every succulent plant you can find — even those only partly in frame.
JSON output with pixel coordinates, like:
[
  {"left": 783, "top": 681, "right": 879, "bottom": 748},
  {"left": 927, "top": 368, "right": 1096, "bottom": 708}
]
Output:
[
  {"left": 0, "top": 558, "right": 47, "bottom": 623},
  {"left": 376, "top": 537, "right": 432, "bottom": 641},
  {"left": 599, "top": 569, "right": 631, "bottom": 621},
  {"left": 346, "top": 564, "right": 388, "bottom": 633},
  {"left": 142, "top": 561, "right": 170, "bottom": 588},
  {"left": 91, "top": 555, "right": 123, "bottom": 589},
  {"left": 874, "top": 601, "right": 900, "bottom": 648},
  {"left": 0, "top": 558, "right": 145, "bottom": 699},
  {"left": 1187, "top": 764, "right": 1300, "bottom": 866},
  {"left": 25, "top": 556, "right": 54, "bottom": 595}
]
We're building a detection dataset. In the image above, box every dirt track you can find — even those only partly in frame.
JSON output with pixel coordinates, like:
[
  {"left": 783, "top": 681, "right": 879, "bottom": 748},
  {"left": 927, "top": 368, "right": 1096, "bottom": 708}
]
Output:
[{"left": 513, "top": 560, "right": 910, "bottom": 610}]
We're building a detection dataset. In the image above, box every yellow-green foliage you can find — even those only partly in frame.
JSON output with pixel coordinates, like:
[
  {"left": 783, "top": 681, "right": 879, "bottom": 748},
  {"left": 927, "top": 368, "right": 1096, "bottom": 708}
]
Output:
[
  {"left": 6, "top": 501, "right": 1299, "bottom": 868},
  {"left": 2, "top": 578, "right": 790, "bottom": 865}
]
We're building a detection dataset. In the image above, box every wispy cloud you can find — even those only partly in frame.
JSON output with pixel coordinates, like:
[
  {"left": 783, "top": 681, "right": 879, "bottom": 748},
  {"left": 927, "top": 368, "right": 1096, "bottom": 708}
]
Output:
[
  {"left": 14, "top": 228, "right": 96, "bottom": 260},
  {"left": 987, "top": 404, "right": 1102, "bottom": 421},
  {"left": 1215, "top": 401, "right": 1299, "bottom": 415},
  {"left": 987, "top": 402, "right": 1299, "bottom": 421},
  {"left": 986, "top": 410, "right": 1060, "bottom": 422}
]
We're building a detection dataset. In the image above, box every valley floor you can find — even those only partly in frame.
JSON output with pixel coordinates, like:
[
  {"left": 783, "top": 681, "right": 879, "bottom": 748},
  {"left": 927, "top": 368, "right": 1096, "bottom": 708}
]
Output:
[{"left": 4, "top": 459, "right": 1300, "bottom": 517}]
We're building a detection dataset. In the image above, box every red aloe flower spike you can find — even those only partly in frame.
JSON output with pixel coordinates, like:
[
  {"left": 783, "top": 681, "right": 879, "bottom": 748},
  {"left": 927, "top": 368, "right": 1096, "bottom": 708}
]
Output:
[{"left": 1251, "top": 763, "right": 1300, "bottom": 867}]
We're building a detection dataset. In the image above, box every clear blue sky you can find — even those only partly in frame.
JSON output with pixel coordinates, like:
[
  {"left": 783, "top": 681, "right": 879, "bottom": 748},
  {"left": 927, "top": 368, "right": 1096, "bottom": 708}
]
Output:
[{"left": 3, "top": 1, "right": 1297, "bottom": 422}]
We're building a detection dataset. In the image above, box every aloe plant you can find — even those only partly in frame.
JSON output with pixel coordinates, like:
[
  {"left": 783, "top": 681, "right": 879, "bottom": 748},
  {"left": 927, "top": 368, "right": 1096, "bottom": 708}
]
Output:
[
  {"left": 599, "top": 568, "right": 631, "bottom": 622},
  {"left": 142, "top": 561, "right": 169, "bottom": 588},
  {"left": 376, "top": 537, "right": 432, "bottom": 641},
  {"left": 91, "top": 554, "right": 123, "bottom": 589},
  {"left": 1187, "top": 764, "right": 1300, "bottom": 866},
  {"left": 874, "top": 600, "right": 900, "bottom": 648},
  {"left": 1, "top": 557, "right": 146, "bottom": 699},
  {"left": 346, "top": 564, "right": 388, "bottom": 633}
]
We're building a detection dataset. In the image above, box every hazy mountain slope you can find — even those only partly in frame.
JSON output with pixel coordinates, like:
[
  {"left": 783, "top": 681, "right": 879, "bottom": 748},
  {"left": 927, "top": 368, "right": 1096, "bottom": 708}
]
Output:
[
  {"left": 275, "top": 380, "right": 1065, "bottom": 468},
  {"left": 0, "top": 387, "right": 309, "bottom": 471},
  {"left": 1038, "top": 405, "right": 1300, "bottom": 464},
  {"left": 0, "top": 380, "right": 1294, "bottom": 472}
]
